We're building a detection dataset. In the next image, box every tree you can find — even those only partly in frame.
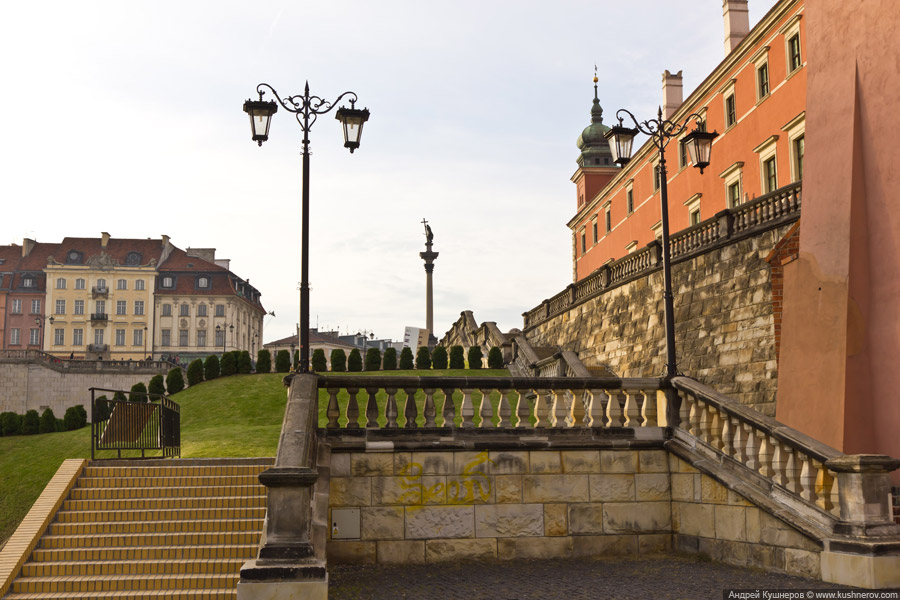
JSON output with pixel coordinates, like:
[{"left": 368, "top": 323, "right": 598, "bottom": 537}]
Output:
[
  {"left": 312, "top": 349, "right": 327, "bottom": 372},
  {"left": 221, "top": 352, "right": 237, "bottom": 376},
  {"left": 330, "top": 349, "right": 346, "bottom": 372},
  {"left": 487, "top": 346, "right": 504, "bottom": 369},
  {"left": 22, "top": 410, "right": 40, "bottom": 435},
  {"left": 129, "top": 382, "right": 149, "bottom": 402},
  {"left": 64, "top": 406, "right": 87, "bottom": 431},
  {"left": 365, "top": 347, "right": 381, "bottom": 371},
  {"left": 449, "top": 345, "right": 465, "bottom": 369},
  {"left": 0, "top": 412, "right": 21, "bottom": 436},
  {"left": 293, "top": 350, "right": 301, "bottom": 371},
  {"left": 415, "top": 346, "right": 431, "bottom": 370},
  {"left": 399, "top": 347, "right": 414, "bottom": 370},
  {"left": 166, "top": 367, "right": 185, "bottom": 395},
  {"left": 256, "top": 349, "right": 271, "bottom": 374},
  {"left": 93, "top": 396, "right": 112, "bottom": 422},
  {"left": 382, "top": 347, "right": 398, "bottom": 370},
  {"left": 467, "top": 346, "right": 483, "bottom": 369},
  {"left": 204, "top": 355, "right": 220, "bottom": 380},
  {"left": 431, "top": 346, "right": 448, "bottom": 370},
  {"left": 148, "top": 375, "right": 166, "bottom": 400},
  {"left": 238, "top": 351, "right": 252, "bottom": 374},
  {"left": 39, "top": 408, "right": 57, "bottom": 434},
  {"left": 348, "top": 349, "right": 362, "bottom": 372},
  {"left": 275, "top": 349, "right": 291, "bottom": 373},
  {"left": 187, "top": 359, "right": 205, "bottom": 386}
]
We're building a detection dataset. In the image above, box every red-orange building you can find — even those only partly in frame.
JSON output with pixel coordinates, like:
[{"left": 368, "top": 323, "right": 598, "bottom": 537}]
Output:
[{"left": 570, "top": 0, "right": 805, "bottom": 281}]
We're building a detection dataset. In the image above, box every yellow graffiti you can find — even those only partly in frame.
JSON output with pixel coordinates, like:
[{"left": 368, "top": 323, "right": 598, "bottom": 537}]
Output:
[{"left": 398, "top": 451, "right": 494, "bottom": 508}]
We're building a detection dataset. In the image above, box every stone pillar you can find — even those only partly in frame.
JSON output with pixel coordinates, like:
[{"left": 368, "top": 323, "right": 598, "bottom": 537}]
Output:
[
  {"left": 419, "top": 230, "right": 439, "bottom": 336},
  {"left": 825, "top": 454, "right": 900, "bottom": 536}
]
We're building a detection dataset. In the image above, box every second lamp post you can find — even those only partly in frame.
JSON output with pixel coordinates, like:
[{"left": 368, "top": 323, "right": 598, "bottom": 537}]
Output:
[{"left": 243, "top": 82, "right": 369, "bottom": 373}]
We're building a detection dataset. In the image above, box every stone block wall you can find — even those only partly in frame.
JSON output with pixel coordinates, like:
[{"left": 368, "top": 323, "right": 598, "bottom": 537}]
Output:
[{"left": 525, "top": 225, "right": 794, "bottom": 415}]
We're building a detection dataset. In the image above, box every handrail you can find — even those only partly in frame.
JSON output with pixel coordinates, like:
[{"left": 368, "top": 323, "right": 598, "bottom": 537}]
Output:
[{"left": 0, "top": 349, "right": 170, "bottom": 372}]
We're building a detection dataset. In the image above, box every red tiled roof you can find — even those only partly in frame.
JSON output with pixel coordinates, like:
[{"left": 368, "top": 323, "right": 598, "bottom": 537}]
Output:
[
  {"left": 157, "top": 248, "right": 265, "bottom": 313},
  {"left": 54, "top": 237, "right": 164, "bottom": 267},
  {"left": 159, "top": 247, "right": 226, "bottom": 272},
  {"left": 19, "top": 242, "right": 61, "bottom": 271},
  {"left": 265, "top": 332, "right": 357, "bottom": 350}
]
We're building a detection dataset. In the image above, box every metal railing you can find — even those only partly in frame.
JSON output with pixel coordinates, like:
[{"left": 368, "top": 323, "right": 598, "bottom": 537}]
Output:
[
  {"left": 90, "top": 387, "right": 180, "bottom": 459},
  {"left": 90, "top": 313, "right": 108, "bottom": 322}
]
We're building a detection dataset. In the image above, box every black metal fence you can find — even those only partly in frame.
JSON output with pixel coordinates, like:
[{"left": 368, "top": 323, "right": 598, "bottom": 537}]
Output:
[{"left": 90, "top": 387, "right": 181, "bottom": 459}]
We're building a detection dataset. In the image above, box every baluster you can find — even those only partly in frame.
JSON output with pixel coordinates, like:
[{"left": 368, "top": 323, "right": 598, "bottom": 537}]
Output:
[
  {"left": 423, "top": 388, "right": 436, "bottom": 427},
  {"left": 568, "top": 390, "right": 585, "bottom": 426},
  {"left": 696, "top": 404, "right": 713, "bottom": 444},
  {"left": 326, "top": 388, "right": 340, "bottom": 429},
  {"left": 479, "top": 389, "right": 494, "bottom": 427},
  {"left": 552, "top": 389, "right": 568, "bottom": 428},
  {"left": 732, "top": 418, "right": 748, "bottom": 463},
  {"left": 707, "top": 407, "right": 723, "bottom": 450},
  {"left": 721, "top": 414, "right": 734, "bottom": 456},
  {"left": 561, "top": 391, "right": 575, "bottom": 428},
  {"left": 345, "top": 387, "right": 360, "bottom": 429},
  {"left": 533, "top": 390, "right": 550, "bottom": 427},
  {"left": 640, "top": 390, "right": 657, "bottom": 427},
  {"left": 589, "top": 389, "right": 606, "bottom": 427},
  {"left": 515, "top": 390, "right": 532, "bottom": 428},
  {"left": 384, "top": 388, "right": 398, "bottom": 428},
  {"left": 441, "top": 388, "right": 457, "bottom": 428},
  {"left": 403, "top": 387, "right": 419, "bottom": 429},
  {"left": 758, "top": 433, "right": 774, "bottom": 477},
  {"left": 828, "top": 470, "right": 841, "bottom": 516},
  {"left": 798, "top": 454, "right": 819, "bottom": 503},
  {"left": 688, "top": 399, "right": 701, "bottom": 436},
  {"left": 497, "top": 389, "right": 512, "bottom": 427},
  {"left": 623, "top": 390, "right": 641, "bottom": 427},
  {"left": 460, "top": 389, "right": 475, "bottom": 428},
  {"left": 744, "top": 424, "right": 760, "bottom": 471},
  {"left": 365, "top": 387, "right": 379, "bottom": 428},
  {"left": 771, "top": 440, "right": 787, "bottom": 486},
  {"left": 605, "top": 390, "right": 624, "bottom": 427},
  {"left": 817, "top": 465, "right": 836, "bottom": 512},
  {"left": 677, "top": 392, "right": 690, "bottom": 431},
  {"left": 783, "top": 447, "right": 801, "bottom": 494}
]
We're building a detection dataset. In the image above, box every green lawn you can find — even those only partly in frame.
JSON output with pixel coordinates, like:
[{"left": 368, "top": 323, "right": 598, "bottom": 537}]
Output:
[{"left": 0, "top": 368, "right": 510, "bottom": 546}]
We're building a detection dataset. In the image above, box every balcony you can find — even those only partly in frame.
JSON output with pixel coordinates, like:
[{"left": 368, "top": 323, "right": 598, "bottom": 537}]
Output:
[
  {"left": 90, "top": 313, "right": 108, "bottom": 322},
  {"left": 91, "top": 286, "right": 109, "bottom": 298},
  {"left": 87, "top": 344, "right": 108, "bottom": 353}
]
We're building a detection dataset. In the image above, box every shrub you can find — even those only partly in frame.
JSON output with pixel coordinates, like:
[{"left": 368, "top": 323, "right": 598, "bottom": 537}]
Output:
[
  {"left": 311, "top": 349, "right": 327, "bottom": 372},
  {"left": 93, "top": 396, "right": 111, "bottom": 422},
  {"left": 487, "top": 346, "right": 504, "bottom": 369},
  {"left": 204, "top": 355, "right": 220, "bottom": 380},
  {"left": 238, "top": 351, "right": 252, "bottom": 374},
  {"left": 415, "top": 346, "right": 431, "bottom": 370},
  {"left": 64, "top": 405, "right": 88, "bottom": 431},
  {"left": 382, "top": 347, "right": 398, "bottom": 370},
  {"left": 22, "top": 410, "right": 40, "bottom": 435},
  {"left": 256, "top": 349, "right": 271, "bottom": 374},
  {"left": 148, "top": 375, "right": 166, "bottom": 399},
  {"left": 431, "top": 346, "right": 448, "bottom": 370},
  {"left": 129, "top": 382, "right": 148, "bottom": 402},
  {"left": 275, "top": 349, "right": 291, "bottom": 373},
  {"left": 330, "top": 349, "right": 346, "bottom": 372},
  {"left": 467, "top": 346, "right": 483, "bottom": 369},
  {"left": 113, "top": 391, "right": 128, "bottom": 403},
  {"left": 0, "top": 412, "right": 21, "bottom": 436},
  {"left": 365, "top": 348, "right": 381, "bottom": 371},
  {"left": 399, "top": 347, "right": 414, "bottom": 370},
  {"left": 39, "top": 408, "right": 57, "bottom": 434},
  {"left": 293, "top": 350, "right": 300, "bottom": 371},
  {"left": 348, "top": 349, "right": 362, "bottom": 372},
  {"left": 166, "top": 367, "right": 185, "bottom": 395},
  {"left": 221, "top": 352, "right": 237, "bottom": 376},
  {"left": 187, "top": 359, "right": 204, "bottom": 386},
  {"left": 449, "top": 345, "right": 465, "bottom": 369}
]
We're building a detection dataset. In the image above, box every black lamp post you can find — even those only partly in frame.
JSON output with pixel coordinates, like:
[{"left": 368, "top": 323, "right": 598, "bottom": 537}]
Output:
[
  {"left": 35, "top": 315, "right": 53, "bottom": 351},
  {"left": 244, "top": 82, "right": 369, "bottom": 373},
  {"left": 143, "top": 325, "right": 148, "bottom": 359},
  {"left": 605, "top": 107, "right": 717, "bottom": 378}
]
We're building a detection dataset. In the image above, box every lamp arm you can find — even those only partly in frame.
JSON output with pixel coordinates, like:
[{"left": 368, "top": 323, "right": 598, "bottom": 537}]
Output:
[
  {"left": 615, "top": 108, "right": 707, "bottom": 151},
  {"left": 256, "top": 83, "right": 358, "bottom": 133}
]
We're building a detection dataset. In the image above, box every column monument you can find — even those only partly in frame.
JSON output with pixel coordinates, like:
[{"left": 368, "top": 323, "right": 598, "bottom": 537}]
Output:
[{"left": 419, "top": 219, "right": 438, "bottom": 340}]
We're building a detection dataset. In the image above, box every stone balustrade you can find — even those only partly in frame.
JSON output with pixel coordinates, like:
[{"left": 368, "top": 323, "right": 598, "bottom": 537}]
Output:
[{"left": 0, "top": 349, "right": 169, "bottom": 373}]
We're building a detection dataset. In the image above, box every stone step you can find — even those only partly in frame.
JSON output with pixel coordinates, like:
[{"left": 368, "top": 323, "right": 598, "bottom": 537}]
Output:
[
  {"left": 55, "top": 506, "right": 266, "bottom": 523},
  {"left": 61, "top": 494, "right": 266, "bottom": 512},
  {"left": 29, "top": 543, "right": 257, "bottom": 563},
  {"left": 76, "top": 474, "right": 261, "bottom": 488},
  {"left": 11, "top": 572, "right": 240, "bottom": 594},
  {"left": 47, "top": 518, "right": 263, "bottom": 536},
  {"left": 69, "top": 484, "right": 265, "bottom": 500},
  {"left": 3, "top": 591, "right": 236, "bottom": 600},
  {"left": 83, "top": 462, "right": 270, "bottom": 479},
  {"left": 39, "top": 530, "right": 260, "bottom": 550},
  {"left": 22, "top": 557, "right": 246, "bottom": 577}
]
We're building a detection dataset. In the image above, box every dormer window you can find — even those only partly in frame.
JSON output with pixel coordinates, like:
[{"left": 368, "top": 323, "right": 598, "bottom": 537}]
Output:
[
  {"left": 65, "top": 250, "right": 83, "bottom": 265},
  {"left": 162, "top": 276, "right": 174, "bottom": 288},
  {"left": 125, "top": 252, "right": 142, "bottom": 266},
  {"left": 197, "top": 276, "right": 210, "bottom": 289},
  {"left": 22, "top": 275, "right": 35, "bottom": 288}
]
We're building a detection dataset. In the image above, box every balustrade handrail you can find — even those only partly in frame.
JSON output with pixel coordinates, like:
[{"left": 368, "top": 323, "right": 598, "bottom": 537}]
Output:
[{"left": 318, "top": 375, "right": 665, "bottom": 391}]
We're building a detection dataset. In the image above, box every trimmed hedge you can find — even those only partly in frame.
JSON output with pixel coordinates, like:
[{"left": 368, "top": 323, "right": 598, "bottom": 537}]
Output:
[
  {"left": 22, "top": 410, "right": 40, "bottom": 435},
  {"left": 39, "top": 408, "right": 57, "bottom": 434},
  {"left": 238, "top": 351, "right": 252, "bottom": 374},
  {"left": 312, "top": 349, "right": 327, "bottom": 372},
  {"left": 382, "top": 347, "right": 398, "bottom": 370},
  {"left": 256, "top": 350, "right": 271, "bottom": 374},
  {"left": 64, "top": 406, "right": 88, "bottom": 431},
  {"left": 449, "top": 345, "right": 465, "bottom": 369},
  {"left": 187, "top": 359, "right": 204, "bottom": 386},
  {"left": 330, "top": 349, "right": 347, "bottom": 372},
  {"left": 415, "top": 346, "right": 431, "bottom": 370},
  {"left": 204, "top": 355, "right": 220, "bottom": 380},
  {"left": 467, "top": 346, "right": 483, "bottom": 369},
  {"left": 221, "top": 352, "right": 237, "bottom": 376},
  {"left": 149, "top": 375, "right": 166, "bottom": 398},
  {"left": 365, "top": 348, "right": 381, "bottom": 371},
  {"left": 166, "top": 368, "right": 185, "bottom": 394},
  {"left": 431, "top": 346, "right": 448, "bottom": 370},
  {"left": 487, "top": 346, "right": 504, "bottom": 369},
  {"left": 348, "top": 349, "right": 362, "bottom": 372},
  {"left": 0, "top": 412, "right": 21, "bottom": 436},
  {"left": 130, "top": 382, "right": 148, "bottom": 402},
  {"left": 399, "top": 347, "right": 414, "bottom": 370},
  {"left": 275, "top": 349, "right": 291, "bottom": 373}
]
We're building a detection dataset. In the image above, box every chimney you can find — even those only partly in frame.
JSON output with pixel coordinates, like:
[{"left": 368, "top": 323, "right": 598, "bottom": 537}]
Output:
[
  {"left": 22, "top": 238, "right": 35, "bottom": 257},
  {"left": 161, "top": 234, "right": 170, "bottom": 247},
  {"left": 723, "top": 0, "right": 750, "bottom": 54},
  {"left": 662, "top": 70, "right": 683, "bottom": 120},
  {"left": 101, "top": 232, "right": 110, "bottom": 247}
]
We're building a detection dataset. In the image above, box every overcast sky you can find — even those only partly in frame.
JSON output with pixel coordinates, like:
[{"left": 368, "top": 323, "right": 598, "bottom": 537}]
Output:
[{"left": 0, "top": 0, "right": 777, "bottom": 344}]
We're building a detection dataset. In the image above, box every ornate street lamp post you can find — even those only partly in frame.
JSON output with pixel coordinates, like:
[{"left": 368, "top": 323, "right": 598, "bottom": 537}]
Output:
[
  {"left": 244, "top": 82, "right": 369, "bottom": 373},
  {"left": 605, "top": 108, "right": 717, "bottom": 378}
]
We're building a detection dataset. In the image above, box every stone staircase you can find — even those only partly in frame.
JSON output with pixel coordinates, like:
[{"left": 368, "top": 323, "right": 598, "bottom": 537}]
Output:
[{"left": 3, "top": 458, "right": 271, "bottom": 599}]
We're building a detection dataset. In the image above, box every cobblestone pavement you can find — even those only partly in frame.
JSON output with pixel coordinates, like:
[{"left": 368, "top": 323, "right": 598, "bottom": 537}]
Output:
[{"left": 328, "top": 555, "right": 860, "bottom": 600}]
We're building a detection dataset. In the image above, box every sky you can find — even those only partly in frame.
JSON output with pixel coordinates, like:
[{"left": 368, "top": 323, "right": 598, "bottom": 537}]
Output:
[{"left": 0, "top": 0, "right": 778, "bottom": 345}]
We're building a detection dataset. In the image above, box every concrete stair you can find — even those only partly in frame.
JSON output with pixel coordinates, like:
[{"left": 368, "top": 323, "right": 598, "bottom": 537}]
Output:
[{"left": 3, "top": 459, "right": 272, "bottom": 599}]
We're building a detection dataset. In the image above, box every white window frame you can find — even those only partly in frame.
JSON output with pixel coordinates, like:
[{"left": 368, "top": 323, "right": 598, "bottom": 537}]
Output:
[
  {"left": 135, "top": 300, "right": 145, "bottom": 316},
  {"left": 55, "top": 299, "right": 66, "bottom": 315},
  {"left": 115, "top": 329, "right": 126, "bottom": 346},
  {"left": 73, "top": 328, "right": 83, "bottom": 346},
  {"left": 752, "top": 46, "right": 771, "bottom": 102},
  {"left": 31, "top": 299, "right": 41, "bottom": 314},
  {"left": 650, "top": 220, "right": 663, "bottom": 241},
  {"left": 719, "top": 78, "right": 737, "bottom": 130},
  {"left": 134, "top": 328, "right": 143, "bottom": 347},
  {"left": 10, "top": 328, "right": 20, "bottom": 345},
  {"left": 117, "top": 279, "right": 127, "bottom": 290},
  {"left": 135, "top": 279, "right": 145, "bottom": 291},
  {"left": 74, "top": 300, "right": 85, "bottom": 315},
  {"left": 56, "top": 277, "right": 66, "bottom": 289},
  {"left": 684, "top": 193, "right": 702, "bottom": 226},
  {"left": 54, "top": 328, "right": 64, "bottom": 346},
  {"left": 162, "top": 304, "right": 172, "bottom": 317},
  {"left": 782, "top": 112, "right": 806, "bottom": 183},
  {"left": 75, "top": 278, "right": 85, "bottom": 290},
  {"left": 11, "top": 299, "right": 22, "bottom": 314},
  {"left": 30, "top": 328, "right": 40, "bottom": 345},
  {"left": 197, "top": 329, "right": 207, "bottom": 347},
  {"left": 162, "top": 276, "right": 174, "bottom": 288},
  {"left": 719, "top": 161, "right": 745, "bottom": 208},
  {"left": 754, "top": 135, "right": 780, "bottom": 194},
  {"left": 625, "top": 180, "right": 634, "bottom": 214},
  {"left": 625, "top": 240, "right": 638, "bottom": 254},
  {"left": 780, "top": 14, "right": 803, "bottom": 78}
]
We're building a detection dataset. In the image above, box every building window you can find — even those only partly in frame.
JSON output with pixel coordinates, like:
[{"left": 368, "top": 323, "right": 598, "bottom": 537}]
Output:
[
  {"left": 135, "top": 300, "right": 144, "bottom": 316},
  {"left": 97, "top": 278, "right": 107, "bottom": 291},
  {"left": 215, "top": 304, "right": 225, "bottom": 317},
  {"left": 198, "top": 304, "right": 207, "bottom": 317},
  {"left": 95, "top": 300, "right": 106, "bottom": 315},
  {"left": 116, "top": 300, "right": 127, "bottom": 315},
  {"left": 162, "top": 276, "right": 174, "bottom": 288},
  {"left": 198, "top": 276, "right": 210, "bottom": 288},
  {"left": 728, "top": 182, "right": 742, "bottom": 208},
  {"left": 679, "top": 140, "right": 687, "bottom": 169},
  {"left": 10, "top": 328, "right": 20, "bottom": 345},
  {"left": 757, "top": 63, "right": 769, "bottom": 99},
  {"left": 725, "top": 94, "right": 736, "bottom": 128},
  {"left": 115, "top": 329, "right": 125, "bottom": 346},
  {"left": 690, "top": 209, "right": 701, "bottom": 226},
  {"left": 215, "top": 329, "right": 225, "bottom": 347},
  {"left": 793, "top": 136, "right": 804, "bottom": 181},
  {"left": 161, "top": 329, "right": 171, "bottom": 347},
  {"left": 135, "top": 279, "right": 145, "bottom": 291},
  {"left": 180, "top": 304, "right": 190, "bottom": 317},
  {"left": 197, "top": 329, "right": 207, "bottom": 347},
  {"left": 592, "top": 221, "right": 598, "bottom": 244},
  {"left": 117, "top": 279, "right": 127, "bottom": 290},
  {"left": 125, "top": 252, "right": 142, "bottom": 266},
  {"left": 55, "top": 300, "right": 66, "bottom": 315},
  {"left": 162, "top": 304, "right": 172, "bottom": 317},
  {"left": 580, "top": 233, "right": 586, "bottom": 254},
  {"left": 134, "top": 329, "right": 143, "bottom": 347},
  {"left": 605, "top": 210, "right": 611, "bottom": 233},
  {"left": 73, "top": 328, "right": 83, "bottom": 346},
  {"left": 653, "top": 165, "right": 660, "bottom": 192},
  {"left": 74, "top": 300, "right": 85, "bottom": 315},
  {"left": 22, "top": 276, "right": 35, "bottom": 288},
  {"left": 94, "top": 329, "right": 104, "bottom": 346},
  {"left": 627, "top": 189, "right": 634, "bottom": 214},
  {"left": 788, "top": 34, "right": 801, "bottom": 72},
  {"left": 75, "top": 278, "right": 85, "bottom": 290},
  {"left": 56, "top": 277, "right": 66, "bottom": 289},
  {"left": 179, "top": 329, "right": 189, "bottom": 346},
  {"left": 31, "top": 299, "right": 41, "bottom": 314},
  {"left": 763, "top": 156, "right": 778, "bottom": 193},
  {"left": 11, "top": 299, "right": 22, "bottom": 314},
  {"left": 30, "top": 328, "right": 40, "bottom": 345}
]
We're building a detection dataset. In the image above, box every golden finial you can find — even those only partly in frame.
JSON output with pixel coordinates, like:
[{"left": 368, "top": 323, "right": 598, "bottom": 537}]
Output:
[{"left": 593, "top": 64, "right": 598, "bottom": 83}]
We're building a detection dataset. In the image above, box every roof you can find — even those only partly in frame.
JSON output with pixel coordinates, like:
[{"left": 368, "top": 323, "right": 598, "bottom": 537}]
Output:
[
  {"left": 264, "top": 331, "right": 357, "bottom": 350},
  {"left": 51, "top": 237, "right": 164, "bottom": 267},
  {"left": 157, "top": 247, "right": 265, "bottom": 313}
]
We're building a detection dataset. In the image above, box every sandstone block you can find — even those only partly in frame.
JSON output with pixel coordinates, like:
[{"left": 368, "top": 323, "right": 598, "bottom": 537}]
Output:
[
  {"left": 454, "top": 451, "right": 491, "bottom": 476},
  {"left": 718, "top": 540, "right": 750, "bottom": 566},
  {"left": 489, "top": 451, "right": 529, "bottom": 474},
  {"left": 700, "top": 475, "right": 729, "bottom": 504},
  {"left": 600, "top": 451, "right": 637, "bottom": 473},
  {"left": 475, "top": 504, "right": 543, "bottom": 538},
  {"left": 562, "top": 450, "right": 600, "bottom": 473},
  {"left": 372, "top": 476, "right": 422, "bottom": 505},
  {"left": 749, "top": 543, "right": 781, "bottom": 570},
  {"left": 405, "top": 506, "right": 474, "bottom": 539},
  {"left": 603, "top": 502, "right": 670, "bottom": 533},
  {"left": 412, "top": 451, "right": 453, "bottom": 475},
  {"left": 638, "top": 533, "right": 671, "bottom": 554},
  {"left": 674, "top": 502, "right": 714, "bottom": 537},
  {"left": 758, "top": 512, "right": 819, "bottom": 551},
  {"left": 745, "top": 507, "right": 761, "bottom": 543},
  {"left": 421, "top": 476, "right": 448, "bottom": 505},
  {"left": 544, "top": 504, "right": 567, "bottom": 537},
  {"left": 529, "top": 451, "right": 561, "bottom": 474},
  {"left": 573, "top": 535, "right": 637, "bottom": 557},
  {"left": 445, "top": 474, "right": 493, "bottom": 504},
  {"left": 670, "top": 473, "right": 694, "bottom": 502},
  {"left": 714, "top": 505, "right": 746, "bottom": 541},
  {"left": 495, "top": 475, "right": 522, "bottom": 503},
  {"left": 635, "top": 473, "right": 670, "bottom": 501},
  {"left": 568, "top": 503, "right": 605, "bottom": 535},
  {"left": 351, "top": 453, "right": 393, "bottom": 476},
  {"left": 638, "top": 450, "right": 668, "bottom": 473},
  {"left": 498, "top": 536, "right": 573, "bottom": 559},
  {"left": 327, "top": 541, "right": 375, "bottom": 564},
  {"left": 330, "top": 477, "right": 371, "bottom": 507},
  {"left": 425, "top": 538, "right": 497, "bottom": 562},
  {"left": 377, "top": 540, "right": 424, "bottom": 564},
  {"left": 361, "top": 507, "right": 404, "bottom": 540},
  {"left": 589, "top": 474, "right": 635, "bottom": 502},
  {"left": 784, "top": 547, "right": 820, "bottom": 579},
  {"left": 393, "top": 452, "right": 412, "bottom": 475},
  {"left": 523, "top": 474, "right": 589, "bottom": 503},
  {"left": 330, "top": 453, "right": 351, "bottom": 477},
  {"left": 668, "top": 454, "right": 699, "bottom": 474}
]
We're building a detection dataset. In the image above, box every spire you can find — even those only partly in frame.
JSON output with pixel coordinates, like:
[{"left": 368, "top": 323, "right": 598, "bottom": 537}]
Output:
[
  {"left": 591, "top": 65, "right": 603, "bottom": 124},
  {"left": 576, "top": 67, "right": 614, "bottom": 167}
]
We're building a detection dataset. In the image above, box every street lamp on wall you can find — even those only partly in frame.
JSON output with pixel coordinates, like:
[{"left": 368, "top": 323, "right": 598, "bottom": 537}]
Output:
[{"left": 243, "top": 81, "right": 369, "bottom": 373}]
